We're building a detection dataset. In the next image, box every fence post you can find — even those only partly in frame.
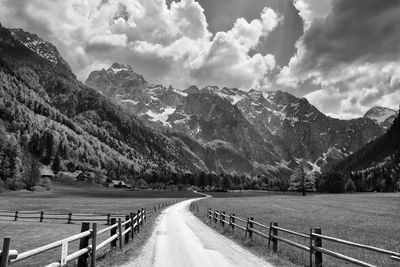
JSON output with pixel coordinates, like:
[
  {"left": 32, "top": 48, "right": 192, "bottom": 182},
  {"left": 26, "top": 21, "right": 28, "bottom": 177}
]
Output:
[
  {"left": 90, "top": 223, "right": 97, "bottom": 267},
  {"left": 221, "top": 212, "right": 225, "bottom": 227},
  {"left": 14, "top": 211, "right": 18, "bottom": 221},
  {"left": 138, "top": 209, "right": 142, "bottom": 226},
  {"left": 314, "top": 228, "right": 323, "bottom": 267},
  {"left": 68, "top": 212, "right": 72, "bottom": 224},
  {"left": 106, "top": 214, "right": 111, "bottom": 225},
  {"left": 272, "top": 222, "right": 278, "bottom": 251},
  {"left": 77, "top": 222, "right": 90, "bottom": 267},
  {"left": 130, "top": 213, "right": 135, "bottom": 239},
  {"left": 40, "top": 211, "right": 44, "bottom": 223},
  {"left": 135, "top": 213, "right": 140, "bottom": 234},
  {"left": 124, "top": 215, "right": 130, "bottom": 244},
  {"left": 309, "top": 228, "right": 313, "bottom": 267},
  {"left": 231, "top": 214, "right": 235, "bottom": 230},
  {"left": 0, "top": 238, "right": 11, "bottom": 267},
  {"left": 110, "top": 218, "right": 117, "bottom": 248},
  {"left": 118, "top": 218, "right": 123, "bottom": 249},
  {"left": 249, "top": 217, "right": 254, "bottom": 240}
]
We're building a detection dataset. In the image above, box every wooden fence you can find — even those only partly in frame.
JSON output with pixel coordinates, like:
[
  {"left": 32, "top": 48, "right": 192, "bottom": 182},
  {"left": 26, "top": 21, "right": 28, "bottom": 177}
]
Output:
[
  {"left": 0, "top": 199, "right": 181, "bottom": 267},
  {"left": 205, "top": 208, "right": 400, "bottom": 267},
  {"left": 0, "top": 199, "right": 180, "bottom": 225}
]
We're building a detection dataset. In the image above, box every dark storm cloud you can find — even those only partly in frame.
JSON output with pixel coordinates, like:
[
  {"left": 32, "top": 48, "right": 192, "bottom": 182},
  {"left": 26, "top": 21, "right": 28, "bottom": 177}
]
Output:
[{"left": 300, "top": 0, "right": 400, "bottom": 72}]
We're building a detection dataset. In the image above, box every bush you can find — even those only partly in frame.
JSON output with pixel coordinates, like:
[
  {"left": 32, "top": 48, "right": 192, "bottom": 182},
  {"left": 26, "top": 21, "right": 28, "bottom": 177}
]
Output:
[
  {"left": 5, "top": 177, "right": 26, "bottom": 190},
  {"left": 0, "top": 180, "right": 6, "bottom": 192}
]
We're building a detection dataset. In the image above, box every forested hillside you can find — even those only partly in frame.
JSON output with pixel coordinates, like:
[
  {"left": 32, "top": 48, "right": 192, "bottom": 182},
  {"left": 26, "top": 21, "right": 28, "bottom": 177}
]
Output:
[
  {"left": 321, "top": 111, "right": 400, "bottom": 193},
  {"left": 0, "top": 24, "right": 198, "bottom": 190}
]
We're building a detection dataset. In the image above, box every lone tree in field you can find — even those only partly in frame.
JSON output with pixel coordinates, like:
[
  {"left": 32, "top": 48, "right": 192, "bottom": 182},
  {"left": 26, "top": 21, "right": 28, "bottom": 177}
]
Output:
[{"left": 289, "top": 163, "right": 316, "bottom": 196}]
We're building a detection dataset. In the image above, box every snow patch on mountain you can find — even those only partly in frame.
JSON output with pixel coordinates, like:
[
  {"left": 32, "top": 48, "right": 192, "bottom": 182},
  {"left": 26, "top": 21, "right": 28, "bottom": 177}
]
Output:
[
  {"left": 121, "top": 99, "right": 139, "bottom": 105},
  {"left": 109, "top": 63, "right": 133, "bottom": 73},
  {"left": 146, "top": 107, "right": 176, "bottom": 126}
]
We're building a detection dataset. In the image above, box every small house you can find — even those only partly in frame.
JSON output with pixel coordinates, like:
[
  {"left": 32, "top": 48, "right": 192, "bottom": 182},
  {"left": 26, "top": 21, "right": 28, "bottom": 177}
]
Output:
[
  {"left": 58, "top": 170, "right": 83, "bottom": 181},
  {"left": 39, "top": 166, "right": 55, "bottom": 179},
  {"left": 104, "top": 178, "right": 127, "bottom": 188}
]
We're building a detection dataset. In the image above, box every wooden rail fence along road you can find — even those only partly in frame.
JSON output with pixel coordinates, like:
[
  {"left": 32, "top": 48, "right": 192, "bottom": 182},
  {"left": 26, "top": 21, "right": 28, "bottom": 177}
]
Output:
[
  {"left": 0, "top": 199, "right": 181, "bottom": 225},
  {"left": 205, "top": 208, "right": 400, "bottom": 267},
  {"left": 0, "top": 199, "right": 181, "bottom": 267}
]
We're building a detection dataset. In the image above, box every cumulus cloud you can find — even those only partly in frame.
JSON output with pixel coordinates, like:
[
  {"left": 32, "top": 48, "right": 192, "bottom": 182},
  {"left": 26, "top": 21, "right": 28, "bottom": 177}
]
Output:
[
  {"left": 278, "top": 0, "right": 400, "bottom": 118},
  {"left": 0, "top": 0, "right": 281, "bottom": 90}
]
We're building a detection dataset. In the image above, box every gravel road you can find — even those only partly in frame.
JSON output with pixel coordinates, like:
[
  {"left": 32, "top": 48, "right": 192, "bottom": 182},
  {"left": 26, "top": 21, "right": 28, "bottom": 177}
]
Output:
[{"left": 122, "top": 196, "right": 273, "bottom": 267}]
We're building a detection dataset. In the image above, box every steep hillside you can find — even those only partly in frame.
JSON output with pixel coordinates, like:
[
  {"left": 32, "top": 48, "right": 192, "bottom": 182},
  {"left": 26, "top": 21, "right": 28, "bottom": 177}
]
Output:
[
  {"left": 332, "top": 111, "right": 400, "bottom": 173},
  {"left": 0, "top": 24, "right": 205, "bottom": 191},
  {"left": 322, "top": 111, "right": 400, "bottom": 192}
]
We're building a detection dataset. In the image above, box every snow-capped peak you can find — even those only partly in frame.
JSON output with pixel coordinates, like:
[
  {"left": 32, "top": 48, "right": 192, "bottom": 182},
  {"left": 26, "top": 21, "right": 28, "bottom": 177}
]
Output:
[
  {"left": 363, "top": 106, "right": 397, "bottom": 124},
  {"left": 109, "top": 63, "right": 133, "bottom": 73}
]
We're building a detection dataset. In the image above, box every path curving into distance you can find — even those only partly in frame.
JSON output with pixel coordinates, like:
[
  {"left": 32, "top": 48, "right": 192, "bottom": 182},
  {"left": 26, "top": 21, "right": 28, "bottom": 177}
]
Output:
[{"left": 121, "top": 195, "right": 273, "bottom": 267}]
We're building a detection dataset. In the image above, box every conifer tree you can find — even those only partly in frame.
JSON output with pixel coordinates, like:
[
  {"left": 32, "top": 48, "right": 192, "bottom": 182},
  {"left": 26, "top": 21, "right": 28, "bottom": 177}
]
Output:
[{"left": 52, "top": 152, "right": 61, "bottom": 174}]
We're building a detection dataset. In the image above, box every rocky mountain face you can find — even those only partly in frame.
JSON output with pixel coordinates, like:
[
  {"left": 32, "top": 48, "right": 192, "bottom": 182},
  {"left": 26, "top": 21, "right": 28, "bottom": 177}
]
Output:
[
  {"left": 86, "top": 63, "right": 388, "bottom": 174},
  {"left": 86, "top": 66, "right": 290, "bottom": 175},
  {"left": 85, "top": 63, "right": 149, "bottom": 98},
  {"left": 363, "top": 106, "right": 398, "bottom": 130}
]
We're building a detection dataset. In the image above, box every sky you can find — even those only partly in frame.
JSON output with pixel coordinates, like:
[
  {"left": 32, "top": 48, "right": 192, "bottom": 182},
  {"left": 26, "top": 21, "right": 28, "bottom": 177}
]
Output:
[{"left": 0, "top": 0, "right": 399, "bottom": 119}]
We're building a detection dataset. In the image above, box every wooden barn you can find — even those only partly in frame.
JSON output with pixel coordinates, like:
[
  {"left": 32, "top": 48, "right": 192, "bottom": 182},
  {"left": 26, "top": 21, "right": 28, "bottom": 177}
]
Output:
[
  {"left": 104, "top": 178, "right": 128, "bottom": 188},
  {"left": 39, "top": 166, "right": 55, "bottom": 179}
]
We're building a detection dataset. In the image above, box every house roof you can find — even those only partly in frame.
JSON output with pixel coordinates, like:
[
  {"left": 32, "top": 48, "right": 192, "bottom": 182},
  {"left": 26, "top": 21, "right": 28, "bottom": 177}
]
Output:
[
  {"left": 60, "top": 170, "right": 83, "bottom": 179},
  {"left": 39, "top": 166, "right": 55, "bottom": 177},
  {"left": 109, "top": 180, "right": 127, "bottom": 185}
]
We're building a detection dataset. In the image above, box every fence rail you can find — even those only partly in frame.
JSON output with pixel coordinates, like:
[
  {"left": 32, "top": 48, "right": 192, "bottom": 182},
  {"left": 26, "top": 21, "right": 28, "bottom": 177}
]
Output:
[
  {"left": 0, "top": 199, "right": 181, "bottom": 225},
  {"left": 0, "top": 199, "right": 183, "bottom": 267},
  {"left": 205, "top": 208, "right": 400, "bottom": 267}
]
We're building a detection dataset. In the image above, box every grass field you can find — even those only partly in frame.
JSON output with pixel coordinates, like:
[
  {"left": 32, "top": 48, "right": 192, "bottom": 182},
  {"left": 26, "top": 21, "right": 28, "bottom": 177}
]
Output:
[
  {"left": 196, "top": 191, "right": 400, "bottom": 267},
  {"left": 0, "top": 181, "right": 198, "bottom": 267}
]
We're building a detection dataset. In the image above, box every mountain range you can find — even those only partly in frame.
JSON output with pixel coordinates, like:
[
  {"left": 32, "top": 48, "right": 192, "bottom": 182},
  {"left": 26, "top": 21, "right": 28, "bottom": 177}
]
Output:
[
  {"left": 0, "top": 24, "right": 398, "bottom": 186},
  {"left": 86, "top": 63, "right": 394, "bottom": 174}
]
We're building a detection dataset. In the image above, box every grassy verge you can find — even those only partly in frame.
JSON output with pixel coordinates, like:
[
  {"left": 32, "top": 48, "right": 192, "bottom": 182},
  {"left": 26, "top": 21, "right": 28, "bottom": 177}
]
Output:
[
  {"left": 97, "top": 211, "right": 158, "bottom": 267},
  {"left": 194, "top": 191, "right": 400, "bottom": 267},
  {"left": 0, "top": 182, "right": 197, "bottom": 266}
]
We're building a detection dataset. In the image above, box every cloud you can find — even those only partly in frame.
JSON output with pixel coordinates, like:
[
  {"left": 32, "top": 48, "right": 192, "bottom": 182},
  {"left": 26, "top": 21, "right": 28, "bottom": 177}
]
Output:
[
  {"left": 0, "top": 0, "right": 281, "bottom": 90},
  {"left": 278, "top": 0, "right": 400, "bottom": 118}
]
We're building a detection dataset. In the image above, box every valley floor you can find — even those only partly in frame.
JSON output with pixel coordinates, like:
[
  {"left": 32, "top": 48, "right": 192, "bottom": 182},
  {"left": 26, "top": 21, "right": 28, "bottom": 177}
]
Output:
[
  {"left": 195, "top": 191, "right": 400, "bottom": 267},
  {"left": 0, "top": 182, "right": 197, "bottom": 266}
]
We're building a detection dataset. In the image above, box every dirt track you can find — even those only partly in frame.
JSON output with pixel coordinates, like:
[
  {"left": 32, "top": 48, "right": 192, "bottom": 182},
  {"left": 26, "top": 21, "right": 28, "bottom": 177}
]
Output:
[{"left": 122, "top": 196, "right": 273, "bottom": 267}]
